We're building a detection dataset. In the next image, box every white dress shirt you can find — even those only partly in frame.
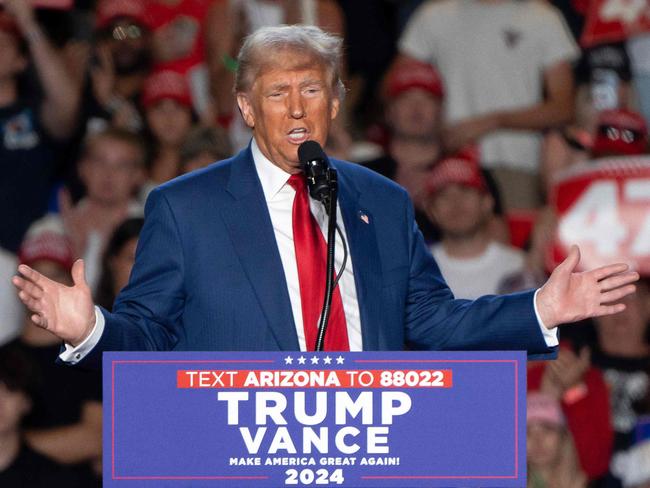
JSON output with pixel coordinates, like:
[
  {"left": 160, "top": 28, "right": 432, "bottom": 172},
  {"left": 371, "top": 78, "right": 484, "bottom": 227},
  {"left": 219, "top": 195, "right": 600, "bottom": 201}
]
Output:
[
  {"left": 60, "top": 139, "right": 556, "bottom": 363},
  {"left": 251, "top": 140, "right": 363, "bottom": 351}
]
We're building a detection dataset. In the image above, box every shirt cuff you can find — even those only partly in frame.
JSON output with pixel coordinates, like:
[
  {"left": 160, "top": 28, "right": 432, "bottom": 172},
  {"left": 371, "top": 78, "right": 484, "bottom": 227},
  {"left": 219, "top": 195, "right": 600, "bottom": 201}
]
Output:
[
  {"left": 534, "top": 289, "right": 559, "bottom": 347},
  {"left": 58, "top": 306, "right": 105, "bottom": 364}
]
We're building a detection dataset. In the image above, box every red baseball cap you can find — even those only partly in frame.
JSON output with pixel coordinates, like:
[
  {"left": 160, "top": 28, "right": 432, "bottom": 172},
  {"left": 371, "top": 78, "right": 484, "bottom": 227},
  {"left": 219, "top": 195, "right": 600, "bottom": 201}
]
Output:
[
  {"left": 592, "top": 109, "right": 648, "bottom": 158},
  {"left": 19, "top": 225, "right": 74, "bottom": 271},
  {"left": 426, "top": 148, "right": 485, "bottom": 195},
  {"left": 386, "top": 59, "right": 444, "bottom": 100},
  {"left": 141, "top": 70, "right": 193, "bottom": 109},
  {"left": 96, "top": 0, "right": 149, "bottom": 30}
]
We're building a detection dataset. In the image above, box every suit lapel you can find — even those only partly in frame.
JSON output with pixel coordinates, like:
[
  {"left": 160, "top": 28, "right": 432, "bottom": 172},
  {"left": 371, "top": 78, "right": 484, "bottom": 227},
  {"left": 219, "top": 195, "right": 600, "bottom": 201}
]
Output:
[
  {"left": 220, "top": 147, "right": 300, "bottom": 350},
  {"left": 336, "top": 167, "right": 383, "bottom": 351}
]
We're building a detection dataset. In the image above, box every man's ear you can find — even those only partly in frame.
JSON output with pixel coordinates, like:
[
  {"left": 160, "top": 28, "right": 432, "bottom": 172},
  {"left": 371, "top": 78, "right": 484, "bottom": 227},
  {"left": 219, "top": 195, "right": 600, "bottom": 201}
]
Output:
[
  {"left": 330, "top": 97, "right": 340, "bottom": 121},
  {"left": 236, "top": 93, "right": 255, "bottom": 129}
]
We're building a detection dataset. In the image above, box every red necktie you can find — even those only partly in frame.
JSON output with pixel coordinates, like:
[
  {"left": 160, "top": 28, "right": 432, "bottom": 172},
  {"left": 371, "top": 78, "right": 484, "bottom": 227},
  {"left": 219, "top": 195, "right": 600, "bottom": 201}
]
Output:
[{"left": 287, "top": 174, "right": 350, "bottom": 351}]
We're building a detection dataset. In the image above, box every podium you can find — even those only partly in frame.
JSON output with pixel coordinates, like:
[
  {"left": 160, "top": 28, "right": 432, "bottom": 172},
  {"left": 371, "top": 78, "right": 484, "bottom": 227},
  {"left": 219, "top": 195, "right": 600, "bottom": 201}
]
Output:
[{"left": 104, "top": 351, "right": 526, "bottom": 487}]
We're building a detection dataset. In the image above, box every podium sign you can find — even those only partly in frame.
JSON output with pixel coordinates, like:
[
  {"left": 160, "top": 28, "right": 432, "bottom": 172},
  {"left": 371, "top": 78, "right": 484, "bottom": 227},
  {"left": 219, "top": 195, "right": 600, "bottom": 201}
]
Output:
[{"left": 104, "top": 351, "right": 526, "bottom": 487}]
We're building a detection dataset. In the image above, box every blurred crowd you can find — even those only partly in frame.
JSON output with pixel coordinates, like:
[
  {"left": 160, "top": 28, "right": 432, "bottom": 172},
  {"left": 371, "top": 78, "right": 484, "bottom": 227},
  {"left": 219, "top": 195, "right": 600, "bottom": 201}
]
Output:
[{"left": 0, "top": 0, "right": 649, "bottom": 486}]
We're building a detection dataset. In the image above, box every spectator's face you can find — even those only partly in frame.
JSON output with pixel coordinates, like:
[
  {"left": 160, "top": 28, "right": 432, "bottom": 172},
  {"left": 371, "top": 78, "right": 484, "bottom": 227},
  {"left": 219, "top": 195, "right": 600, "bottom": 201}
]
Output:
[
  {"left": 387, "top": 89, "right": 442, "bottom": 140},
  {"left": 106, "top": 20, "right": 151, "bottom": 75},
  {"left": 110, "top": 237, "right": 138, "bottom": 295},
  {"left": 527, "top": 422, "right": 562, "bottom": 468},
  {"left": 0, "top": 382, "right": 30, "bottom": 435},
  {"left": 146, "top": 99, "right": 193, "bottom": 148},
  {"left": 0, "top": 31, "right": 26, "bottom": 81},
  {"left": 426, "top": 184, "right": 492, "bottom": 239},
  {"left": 236, "top": 52, "right": 340, "bottom": 174},
  {"left": 80, "top": 137, "right": 144, "bottom": 206}
]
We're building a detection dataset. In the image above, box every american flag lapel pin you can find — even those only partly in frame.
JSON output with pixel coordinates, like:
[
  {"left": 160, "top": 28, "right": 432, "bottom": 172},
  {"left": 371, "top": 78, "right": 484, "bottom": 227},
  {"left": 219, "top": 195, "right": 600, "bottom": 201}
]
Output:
[{"left": 358, "top": 211, "right": 370, "bottom": 225}]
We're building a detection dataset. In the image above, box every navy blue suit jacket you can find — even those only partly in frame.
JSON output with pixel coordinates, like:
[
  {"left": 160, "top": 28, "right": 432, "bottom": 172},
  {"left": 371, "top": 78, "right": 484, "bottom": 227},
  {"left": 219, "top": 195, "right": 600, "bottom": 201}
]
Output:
[{"left": 78, "top": 146, "right": 556, "bottom": 368}]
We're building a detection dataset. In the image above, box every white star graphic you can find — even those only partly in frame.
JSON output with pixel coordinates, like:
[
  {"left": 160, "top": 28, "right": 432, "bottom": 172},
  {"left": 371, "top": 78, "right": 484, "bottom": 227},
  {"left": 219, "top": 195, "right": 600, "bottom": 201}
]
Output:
[
  {"left": 323, "top": 356, "right": 332, "bottom": 365},
  {"left": 336, "top": 355, "right": 345, "bottom": 364},
  {"left": 284, "top": 356, "right": 293, "bottom": 365},
  {"left": 297, "top": 356, "right": 307, "bottom": 365},
  {"left": 311, "top": 356, "right": 319, "bottom": 365}
]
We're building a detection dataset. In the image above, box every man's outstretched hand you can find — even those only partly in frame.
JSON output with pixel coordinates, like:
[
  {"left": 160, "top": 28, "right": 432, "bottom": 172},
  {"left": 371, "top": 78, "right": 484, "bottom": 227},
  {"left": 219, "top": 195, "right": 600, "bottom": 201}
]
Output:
[
  {"left": 13, "top": 259, "right": 96, "bottom": 347},
  {"left": 536, "top": 246, "right": 639, "bottom": 329}
]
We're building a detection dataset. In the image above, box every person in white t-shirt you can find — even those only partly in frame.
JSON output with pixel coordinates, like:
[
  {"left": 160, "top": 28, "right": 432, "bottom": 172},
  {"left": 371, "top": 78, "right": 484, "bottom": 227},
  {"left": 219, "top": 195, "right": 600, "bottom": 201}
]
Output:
[
  {"left": 397, "top": 0, "right": 580, "bottom": 209},
  {"left": 425, "top": 152, "right": 526, "bottom": 299}
]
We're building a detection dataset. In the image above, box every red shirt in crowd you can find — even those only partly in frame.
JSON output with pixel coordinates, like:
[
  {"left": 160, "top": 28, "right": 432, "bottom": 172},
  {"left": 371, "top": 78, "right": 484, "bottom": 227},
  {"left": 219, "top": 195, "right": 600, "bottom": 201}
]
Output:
[{"left": 145, "top": 0, "right": 216, "bottom": 74}]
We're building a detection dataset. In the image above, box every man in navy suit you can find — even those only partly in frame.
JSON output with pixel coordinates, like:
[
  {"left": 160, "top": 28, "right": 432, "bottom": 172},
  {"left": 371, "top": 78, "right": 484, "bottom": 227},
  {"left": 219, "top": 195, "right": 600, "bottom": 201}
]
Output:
[{"left": 13, "top": 26, "right": 639, "bottom": 369}]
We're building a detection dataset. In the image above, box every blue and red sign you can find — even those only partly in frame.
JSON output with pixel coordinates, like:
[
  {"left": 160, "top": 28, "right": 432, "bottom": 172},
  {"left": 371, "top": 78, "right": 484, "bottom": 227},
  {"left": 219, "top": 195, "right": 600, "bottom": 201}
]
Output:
[{"left": 104, "top": 351, "right": 526, "bottom": 487}]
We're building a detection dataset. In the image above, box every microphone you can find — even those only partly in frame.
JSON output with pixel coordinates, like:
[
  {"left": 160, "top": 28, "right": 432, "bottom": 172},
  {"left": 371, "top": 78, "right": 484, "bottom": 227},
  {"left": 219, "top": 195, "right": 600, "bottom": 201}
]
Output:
[
  {"left": 297, "top": 140, "right": 342, "bottom": 351},
  {"left": 298, "top": 140, "right": 331, "bottom": 203}
]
